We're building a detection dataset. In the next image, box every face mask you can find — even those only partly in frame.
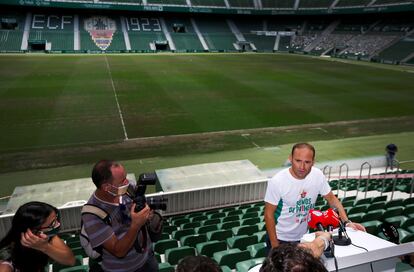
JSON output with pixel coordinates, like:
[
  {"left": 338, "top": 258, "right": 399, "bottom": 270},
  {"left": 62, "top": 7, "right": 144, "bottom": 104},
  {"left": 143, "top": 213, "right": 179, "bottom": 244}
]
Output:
[
  {"left": 42, "top": 224, "right": 61, "bottom": 238},
  {"left": 107, "top": 183, "right": 129, "bottom": 196}
]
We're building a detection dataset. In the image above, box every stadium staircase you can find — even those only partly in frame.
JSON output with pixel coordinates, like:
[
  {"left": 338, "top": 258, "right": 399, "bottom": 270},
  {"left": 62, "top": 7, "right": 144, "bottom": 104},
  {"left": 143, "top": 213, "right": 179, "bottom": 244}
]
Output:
[
  {"left": 195, "top": 18, "right": 237, "bottom": 52},
  {"left": 304, "top": 19, "right": 340, "bottom": 53},
  {"left": 165, "top": 17, "right": 205, "bottom": 52}
]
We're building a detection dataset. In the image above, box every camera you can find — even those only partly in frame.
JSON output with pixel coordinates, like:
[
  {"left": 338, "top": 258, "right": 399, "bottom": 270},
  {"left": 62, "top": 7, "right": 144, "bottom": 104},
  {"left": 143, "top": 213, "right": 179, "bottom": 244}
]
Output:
[{"left": 127, "top": 172, "right": 167, "bottom": 212}]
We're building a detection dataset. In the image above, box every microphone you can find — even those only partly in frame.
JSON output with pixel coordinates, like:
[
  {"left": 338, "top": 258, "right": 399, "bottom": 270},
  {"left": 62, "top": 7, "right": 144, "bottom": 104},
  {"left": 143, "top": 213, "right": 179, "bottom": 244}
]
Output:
[
  {"left": 308, "top": 209, "right": 334, "bottom": 258},
  {"left": 332, "top": 208, "right": 352, "bottom": 246},
  {"left": 308, "top": 209, "right": 325, "bottom": 232},
  {"left": 323, "top": 208, "right": 340, "bottom": 232}
]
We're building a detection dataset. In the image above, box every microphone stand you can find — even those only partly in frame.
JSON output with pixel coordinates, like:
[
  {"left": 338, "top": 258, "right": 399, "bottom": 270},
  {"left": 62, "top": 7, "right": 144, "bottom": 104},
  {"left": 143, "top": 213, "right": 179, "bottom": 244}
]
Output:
[{"left": 333, "top": 221, "right": 351, "bottom": 246}]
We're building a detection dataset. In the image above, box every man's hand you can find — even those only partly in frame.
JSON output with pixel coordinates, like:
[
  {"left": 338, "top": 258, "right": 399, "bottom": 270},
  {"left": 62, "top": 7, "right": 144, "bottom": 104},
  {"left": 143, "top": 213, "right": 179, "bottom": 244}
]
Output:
[
  {"left": 130, "top": 203, "right": 150, "bottom": 229},
  {"left": 20, "top": 229, "right": 49, "bottom": 252},
  {"left": 347, "top": 222, "right": 366, "bottom": 232}
]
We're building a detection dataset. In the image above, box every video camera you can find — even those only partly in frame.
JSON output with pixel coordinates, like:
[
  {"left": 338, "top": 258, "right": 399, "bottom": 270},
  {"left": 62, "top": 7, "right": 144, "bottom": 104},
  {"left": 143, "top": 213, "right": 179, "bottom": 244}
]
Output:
[{"left": 127, "top": 172, "right": 167, "bottom": 212}]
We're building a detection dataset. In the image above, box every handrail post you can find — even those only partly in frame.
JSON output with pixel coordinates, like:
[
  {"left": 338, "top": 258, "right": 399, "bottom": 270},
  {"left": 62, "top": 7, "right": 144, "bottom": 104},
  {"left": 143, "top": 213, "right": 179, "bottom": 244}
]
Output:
[
  {"left": 357, "top": 162, "right": 371, "bottom": 199},
  {"left": 338, "top": 163, "right": 349, "bottom": 199},
  {"left": 390, "top": 159, "right": 400, "bottom": 200}
]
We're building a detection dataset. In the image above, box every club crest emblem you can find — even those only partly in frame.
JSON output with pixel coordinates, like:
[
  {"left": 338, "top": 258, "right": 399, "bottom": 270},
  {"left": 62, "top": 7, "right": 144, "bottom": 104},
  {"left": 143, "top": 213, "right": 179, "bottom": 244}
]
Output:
[
  {"left": 84, "top": 17, "right": 116, "bottom": 51},
  {"left": 300, "top": 191, "right": 307, "bottom": 198}
]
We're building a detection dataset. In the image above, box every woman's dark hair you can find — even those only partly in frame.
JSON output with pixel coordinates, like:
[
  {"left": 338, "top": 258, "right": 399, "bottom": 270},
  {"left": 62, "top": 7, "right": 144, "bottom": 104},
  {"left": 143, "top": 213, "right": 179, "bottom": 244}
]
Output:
[
  {"left": 260, "top": 244, "right": 327, "bottom": 272},
  {"left": 0, "top": 201, "right": 58, "bottom": 272},
  {"left": 176, "top": 255, "right": 221, "bottom": 272}
]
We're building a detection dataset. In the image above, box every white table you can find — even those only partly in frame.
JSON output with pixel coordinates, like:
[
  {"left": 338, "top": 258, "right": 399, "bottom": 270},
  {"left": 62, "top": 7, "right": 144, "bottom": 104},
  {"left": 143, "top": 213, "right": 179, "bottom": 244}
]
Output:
[{"left": 248, "top": 228, "right": 414, "bottom": 272}]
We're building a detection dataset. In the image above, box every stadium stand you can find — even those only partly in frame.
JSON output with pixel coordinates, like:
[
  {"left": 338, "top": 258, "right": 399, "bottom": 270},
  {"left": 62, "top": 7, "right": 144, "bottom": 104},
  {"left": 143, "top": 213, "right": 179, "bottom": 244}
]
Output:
[
  {"left": 165, "top": 17, "right": 205, "bottom": 52},
  {"left": 228, "top": 0, "right": 255, "bottom": 8},
  {"left": 0, "top": 13, "right": 24, "bottom": 52},
  {"left": 194, "top": 18, "right": 237, "bottom": 51},
  {"left": 334, "top": 0, "right": 371, "bottom": 7},
  {"left": 262, "top": 0, "right": 295, "bottom": 9},
  {"left": 147, "top": 0, "right": 187, "bottom": 5},
  {"left": 191, "top": 0, "right": 226, "bottom": 7},
  {"left": 298, "top": 0, "right": 334, "bottom": 9}
]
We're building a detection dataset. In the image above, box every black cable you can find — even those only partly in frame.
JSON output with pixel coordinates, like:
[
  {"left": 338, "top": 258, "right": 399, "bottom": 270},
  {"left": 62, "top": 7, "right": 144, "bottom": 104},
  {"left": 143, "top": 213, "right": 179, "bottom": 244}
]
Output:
[
  {"left": 334, "top": 255, "right": 339, "bottom": 272},
  {"left": 351, "top": 243, "right": 374, "bottom": 272}
]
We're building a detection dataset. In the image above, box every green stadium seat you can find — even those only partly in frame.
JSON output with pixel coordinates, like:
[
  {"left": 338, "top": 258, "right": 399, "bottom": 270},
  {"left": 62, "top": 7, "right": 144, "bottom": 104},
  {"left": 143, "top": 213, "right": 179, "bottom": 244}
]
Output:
[
  {"left": 196, "top": 224, "right": 218, "bottom": 234},
  {"left": 71, "top": 247, "right": 87, "bottom": 258},
  {"left": 232, "top": 225, "right": 259, "bottom": 236},
  {"left": 213, "top": 248, "right": 251, "bottom": 269},
  {"left": 186, "top": 212, "right": 203, "bottom": 219},
  {"left": 355, "top": 198, "right": 373, "bottom": 205},
  {"left": 254, "top": 231, "right": 267, "bottom": 243},
  {"left": 241, "top": 212, "right": 260, "bottom": 220},
  {"left": 58, "top": 265, "right": 89, "bottom": 272},
  {"left": 207, "top": 229, "right": 233, "bottom": 242},
  {"left": 236, "top": 257, "right": 266, "bottom": 272},
  {"left": 403, "top": 205, "right": 414, "bottom": 218},
  {"left": 348, "top": 204, "right": 369, "bottom": 215},
  {"left": 222, "top": 215, "right": 241, "bottom": 223},
  {"left": 165, "top": 246, "right": 196, "bottom": 265},
  {"left": 196, "top": 240, "right": 227, "bottom": 258},
  {"left": 256, "top": 222, "right": 266, "bottom": 231},
  {"left": 221, "top": 266, "right": 232, "bottom": 272},
  {"left": 361, "top": 210, "right": 384, "bottom": 222},
  {"left": 160, "top": 232, "right": 170, "bottom": 240},
  {"left": 155, "top": 252, "right": 161, "bottom": 263},
  {"left": 209, "top": 212, "right": 227, "bottom": 219},
  {"left": 342, "top": 196, "right": 357, "bottom": 202},
  {"left": 361, "top": 220, "right": 381, "bottom": 235},
  {"left": 227, "top": 210, "right": 244, "bottom": 217},
  {"left": 53, "top": 255, "right": 83, "bottom": 272},
  {"left": 163, "top": 225, "right": 178, "bottom": 233},
  {"left": 221, "top": 207, "right": 237, "bottom": 213},
  {"left": 401, "top": 217, "right": 414, "bottom": 233},
  {"left": 191, "top": 215, "right": 209, "bottom": 222},
  {"left": 203, "top": 218, "right": 221, "bottom": 226},
  {"left": 385, "top": 199, "right": 404, "bottom": 209},
  {"left": 180, "top": 234, "right": 208, "bottom": 248},
  {"left": 219, "top": 220, "right": 240, "bottom": 230},
  {"left": 348, "top": 213, "right": 364, "bottom": 223},
  {"left": 181, "top": 221, "right": 202, "bottom": 230},
  {"left": 204, "top": 209, "right": 221, "bottom": 216},
  {"left": 247, "top": 242, "right": 267, "bottom": 258},
  {"left": 244, "top": 207, "right": 262, "bottom": 214},
  {"left": 401, "top": 233, "right": 414, "bottom": 243},
  {"left": 341, "top": 200, "right": 355, "bottom": 208},
  {"left": 172, "top": 229, "right": 195, "bottom": 240},
  {"left": 153, "top": 239, "right": 179, "bottom": 254},
  {"left": 158, "top": 262, "right": 175, "bottom": 272},
  {"left": 227, "top": 235, "right": 258, "bottom": 250},
  {"left": 403, "top": 198, "right": 414, "bottom": 206},
  {"left": 172, "top": 218, "right": 190, "bottom": 227},
  {"left": 241, "top": 217, "right": 261, "bottom": 226},
  {"left": 372, "top": 195, "right": 388, "bottom": 203},
  {"left": 367, "top": 202, "right": 386, "bottom": 212}
]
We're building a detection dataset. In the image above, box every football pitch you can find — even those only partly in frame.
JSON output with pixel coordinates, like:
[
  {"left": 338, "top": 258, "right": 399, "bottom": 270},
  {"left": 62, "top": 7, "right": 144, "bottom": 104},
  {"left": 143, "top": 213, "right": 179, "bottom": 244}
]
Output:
[{"left": 0, "top": 53, "right": 414, "bottom": 194}]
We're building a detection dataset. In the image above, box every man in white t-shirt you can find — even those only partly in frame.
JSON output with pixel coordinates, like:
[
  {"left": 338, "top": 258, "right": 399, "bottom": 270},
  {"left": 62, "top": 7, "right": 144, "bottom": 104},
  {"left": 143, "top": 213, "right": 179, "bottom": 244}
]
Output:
[{"left": 264, "top": 143, "right": 366, "bottom": 249}]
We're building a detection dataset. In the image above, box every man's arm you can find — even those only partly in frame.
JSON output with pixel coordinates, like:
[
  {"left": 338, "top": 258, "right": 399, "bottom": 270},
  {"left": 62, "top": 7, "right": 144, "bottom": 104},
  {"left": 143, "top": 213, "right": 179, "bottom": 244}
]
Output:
[
  {"left": 324, "top": 192, "right": 366, "bottom": 232},
  {"left": 264, "top": 202, "right": 279, "bottom": 248},
  {"left": 102, "top": 204, "right": 150, "bottom": 258},
  {"left": 298, "top": 231, "right": 331, "bottom": 258}
]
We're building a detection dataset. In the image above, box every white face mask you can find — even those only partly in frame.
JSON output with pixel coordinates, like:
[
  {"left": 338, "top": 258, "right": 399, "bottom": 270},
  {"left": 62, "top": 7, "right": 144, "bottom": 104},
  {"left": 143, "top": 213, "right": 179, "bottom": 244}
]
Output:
[{"left": 107, "top": 183, "right": 129, "bottom": 197}]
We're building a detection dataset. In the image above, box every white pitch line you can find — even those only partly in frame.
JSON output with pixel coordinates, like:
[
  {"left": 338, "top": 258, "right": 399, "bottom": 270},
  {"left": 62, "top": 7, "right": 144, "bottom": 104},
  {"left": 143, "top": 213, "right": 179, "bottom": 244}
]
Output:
[{"left": 105, "top": 56, "right": 128, "bottom": 140}]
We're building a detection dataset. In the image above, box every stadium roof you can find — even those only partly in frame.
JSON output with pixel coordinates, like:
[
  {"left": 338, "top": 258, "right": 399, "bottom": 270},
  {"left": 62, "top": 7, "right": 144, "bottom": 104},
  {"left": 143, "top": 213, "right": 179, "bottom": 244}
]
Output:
[
  {"left": 4, "top": 174, "right": 136, "bottom": 215},
  {"left": 156, "top": 160, "right": 267, "bottom": 192}
]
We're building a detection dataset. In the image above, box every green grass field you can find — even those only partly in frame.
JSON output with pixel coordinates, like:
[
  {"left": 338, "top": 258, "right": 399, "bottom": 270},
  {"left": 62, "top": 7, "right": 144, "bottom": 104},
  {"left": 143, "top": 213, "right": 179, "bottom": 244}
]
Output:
[{"left": 0, "top": 53, "right": 414, "bottom": 196}]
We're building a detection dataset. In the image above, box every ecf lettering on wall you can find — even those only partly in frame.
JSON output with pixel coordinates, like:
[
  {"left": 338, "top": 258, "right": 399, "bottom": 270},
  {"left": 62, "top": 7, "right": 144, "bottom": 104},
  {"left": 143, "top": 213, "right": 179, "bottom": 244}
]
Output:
[
  {"left": 125, "top": 17, "right": 161, "bottom": 31},
  {"left": 32, "top": 15, "right": 73, "bottom": 30}
]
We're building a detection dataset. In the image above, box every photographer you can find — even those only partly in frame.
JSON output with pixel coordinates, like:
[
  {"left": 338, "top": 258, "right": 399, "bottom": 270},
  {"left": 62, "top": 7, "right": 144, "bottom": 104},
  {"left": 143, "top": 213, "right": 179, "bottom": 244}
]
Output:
[{"left": 82, "top": 160, "right": 161, "bottom": 272}]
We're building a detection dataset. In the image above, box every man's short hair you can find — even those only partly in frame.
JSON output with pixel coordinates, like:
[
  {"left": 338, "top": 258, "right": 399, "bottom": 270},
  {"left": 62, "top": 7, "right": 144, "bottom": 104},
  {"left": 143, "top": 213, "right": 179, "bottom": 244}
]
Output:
[
  {"left": 91, "top": 160, "right": 120, "bottom": 188},
  {"left": 291, "top": 143, "right": 316, "bottom": 160},
  {"left": 260, "top": 243, "right": 327, "bottom": 272},
  {"left": 176, "top": 255, "right": 221, "bottom": 272}
]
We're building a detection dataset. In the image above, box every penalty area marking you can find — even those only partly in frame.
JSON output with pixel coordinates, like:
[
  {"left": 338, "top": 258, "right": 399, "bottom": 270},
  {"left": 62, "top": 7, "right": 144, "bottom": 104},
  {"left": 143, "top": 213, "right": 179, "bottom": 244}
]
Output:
[{"left": 105, "top": 56, "right": 129, "bottom": 140}]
